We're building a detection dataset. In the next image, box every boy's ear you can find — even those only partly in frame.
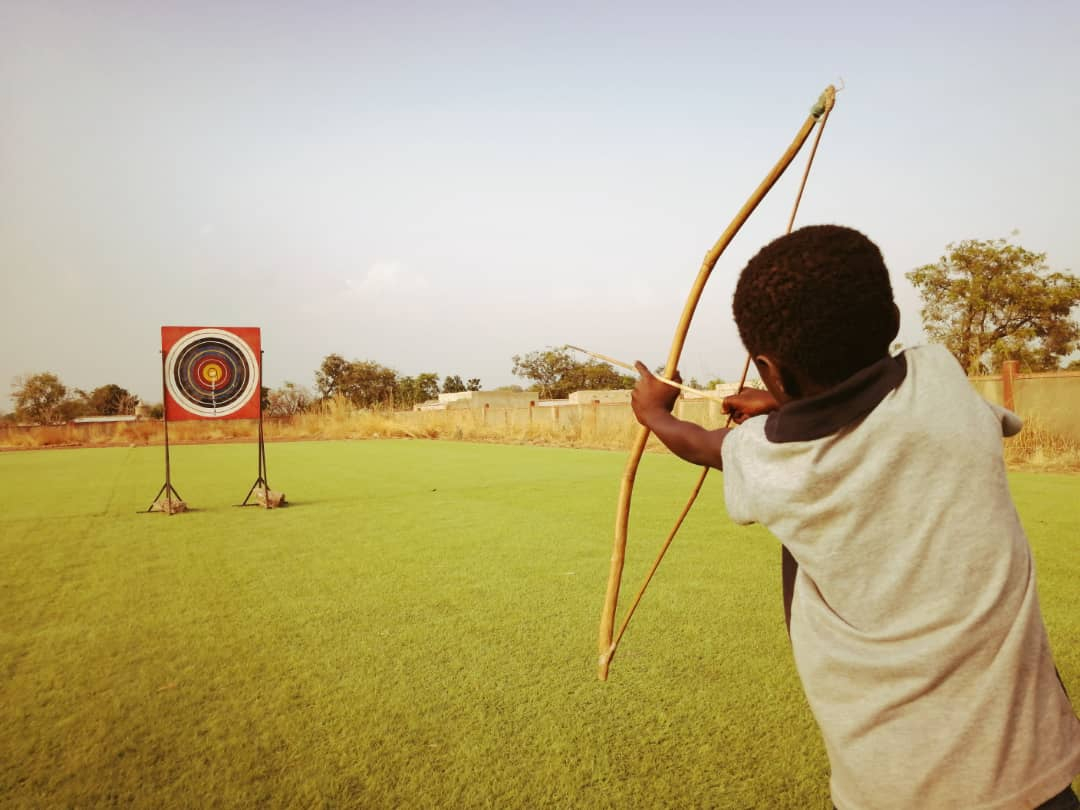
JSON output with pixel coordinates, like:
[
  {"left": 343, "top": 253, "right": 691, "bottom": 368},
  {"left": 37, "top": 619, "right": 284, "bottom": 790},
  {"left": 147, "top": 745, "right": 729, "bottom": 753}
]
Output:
[
  {"left": 753, "top": 354, "right": 797, "bottom": 403},
  {"left": 889, "top": 303, "right": 901, "bottom": 342}
]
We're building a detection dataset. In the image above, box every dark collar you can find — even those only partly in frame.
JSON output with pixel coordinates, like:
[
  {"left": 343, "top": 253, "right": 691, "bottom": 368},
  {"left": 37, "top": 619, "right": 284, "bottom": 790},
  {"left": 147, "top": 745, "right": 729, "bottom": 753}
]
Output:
[{"left": 764, "top": 353, "right": 908, "bottom": 443}]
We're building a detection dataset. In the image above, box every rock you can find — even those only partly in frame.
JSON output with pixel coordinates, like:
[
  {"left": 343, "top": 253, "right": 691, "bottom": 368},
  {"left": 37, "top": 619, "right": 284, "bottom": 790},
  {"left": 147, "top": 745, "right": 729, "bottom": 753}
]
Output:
[
  {"left": 256, "top": 488, "right": 286, "bottom": 508},
  {"left": 150, "top": 497, "right": 188, "bottom": 514}
]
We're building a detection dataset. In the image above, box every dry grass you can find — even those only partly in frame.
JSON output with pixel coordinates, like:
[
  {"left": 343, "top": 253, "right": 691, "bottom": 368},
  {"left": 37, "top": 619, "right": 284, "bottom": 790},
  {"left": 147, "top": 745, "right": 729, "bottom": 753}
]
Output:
[
  {"left": 0, "top": 395, "right": 645, "bottom": 453},
  {"left": 1003, "top": 415, "right": 1080, "bottom": 473},
  {"left": 3, "top": 399, "right": 1077, "bottom": 471}
]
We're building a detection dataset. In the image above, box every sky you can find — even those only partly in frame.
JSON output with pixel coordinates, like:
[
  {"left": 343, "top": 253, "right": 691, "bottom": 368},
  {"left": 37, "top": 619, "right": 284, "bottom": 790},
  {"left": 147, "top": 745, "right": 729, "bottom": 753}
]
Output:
[{"left": 3, "top": 0, "right": 1079, "bottom": 407}]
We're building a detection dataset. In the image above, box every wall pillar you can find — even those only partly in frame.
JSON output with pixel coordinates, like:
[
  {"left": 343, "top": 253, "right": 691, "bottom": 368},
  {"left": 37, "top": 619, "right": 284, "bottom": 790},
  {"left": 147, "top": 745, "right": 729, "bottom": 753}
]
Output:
[{"left": 1002, "top": 360, "right": 1019, "bottom": 411}]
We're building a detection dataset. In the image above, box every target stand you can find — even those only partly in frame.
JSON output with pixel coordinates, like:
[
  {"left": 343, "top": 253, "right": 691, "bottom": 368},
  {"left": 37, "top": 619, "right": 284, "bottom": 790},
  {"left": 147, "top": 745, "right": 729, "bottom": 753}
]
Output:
[
  {"left": 145, "top": 347, "right": 188, "bottom": 514},
  {"left": 144, "top": 326, "right": 285, "bottom": 513},
  {"left": 147, "top": 482, "right": 187, "bottom": 514},
  {"left": 236, "top": 371, "right": 286, "bottom": 509}
]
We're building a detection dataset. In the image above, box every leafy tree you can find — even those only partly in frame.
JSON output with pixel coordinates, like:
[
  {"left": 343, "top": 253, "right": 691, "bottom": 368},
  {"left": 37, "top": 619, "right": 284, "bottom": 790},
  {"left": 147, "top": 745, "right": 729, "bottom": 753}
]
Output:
[
  {"left": 575, "top": 361, "right": 636, "bottom": 392},
  {"left": 396, "top": 377, "right": 420, "bottom": 408},
  {"left": 466, "top": 378, "right": 482, "bottom": 391},
  {"left": 907, "top": 237, "right": 1080, "bottom": 373},
  {"left": 395, "top": 373, "right": 441, "bottom": 409},
  {"left": 416, "top": 373, "right": 441, "bottom": 401},
  {"left": 442, "top": 375, "right": 466, "bottom": 394},
  {"left": 266, "top": 382, "right": 313, "bottom": 417},
  {"left": 512, "top": 348, "right": 635, "bottom": 399},
  {"left": 315, "top": 354, "right": 353, "bottom": 399},
  {"left": 345, "top": 361, "right": 398, "bottom": 408},
  {"left": 315, "top": 355, "right": 398, "bottom": 409},
  {"left": 85, "top": 384, "right": 137, "bottom": 415},
  {"left": 511, "top": 349, "right": 577, "bottom": 399},
  {"left": 11, "top": 372, "right": 68, "bottom": 424},
  {"left": 58, "top": 395, "right": 91, "bottom": 422}
]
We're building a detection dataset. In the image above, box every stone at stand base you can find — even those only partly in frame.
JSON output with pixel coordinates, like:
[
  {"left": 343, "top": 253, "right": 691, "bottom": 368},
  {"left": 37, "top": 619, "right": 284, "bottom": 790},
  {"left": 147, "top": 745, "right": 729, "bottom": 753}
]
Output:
[
  {"left": 256, "top": 488, "right": 286, "bottom": 508},
  {"left": 150, "top": 498, "right": 188, "bottom": 514}
]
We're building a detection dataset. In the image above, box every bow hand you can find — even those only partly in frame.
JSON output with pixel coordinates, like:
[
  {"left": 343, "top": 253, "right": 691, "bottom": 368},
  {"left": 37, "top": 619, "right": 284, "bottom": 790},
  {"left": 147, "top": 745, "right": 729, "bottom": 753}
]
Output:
[{"left": 631, "top": 361, "right": 681, "bottom": 427}]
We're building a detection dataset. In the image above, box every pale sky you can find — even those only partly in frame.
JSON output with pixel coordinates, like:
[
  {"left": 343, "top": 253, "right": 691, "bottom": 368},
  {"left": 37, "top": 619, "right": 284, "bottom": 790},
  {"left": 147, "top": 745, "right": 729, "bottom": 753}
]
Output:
[{"left": 3, "top": 1, "right": 1078, "bottom": 406}]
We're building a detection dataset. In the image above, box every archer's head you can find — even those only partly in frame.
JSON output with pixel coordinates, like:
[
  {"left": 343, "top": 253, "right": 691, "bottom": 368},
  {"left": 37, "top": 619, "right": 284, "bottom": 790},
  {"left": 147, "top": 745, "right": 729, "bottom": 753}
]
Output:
[{"left": 732, "top": 224, "right": 899, "bottom": 404}]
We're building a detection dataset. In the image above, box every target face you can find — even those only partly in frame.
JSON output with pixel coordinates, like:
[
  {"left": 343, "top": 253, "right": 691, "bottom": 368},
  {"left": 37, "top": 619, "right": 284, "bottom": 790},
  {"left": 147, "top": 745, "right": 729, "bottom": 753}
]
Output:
[{"left": 161, "top": 327, "right": 261, "bottom": 420}]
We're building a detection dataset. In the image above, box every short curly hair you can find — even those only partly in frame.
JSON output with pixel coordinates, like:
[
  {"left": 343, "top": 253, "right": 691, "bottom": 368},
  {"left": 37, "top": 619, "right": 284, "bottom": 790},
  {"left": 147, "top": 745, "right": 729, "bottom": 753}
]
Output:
[{"left": 733, "top": 225, "right": 896, "bottom": 387}]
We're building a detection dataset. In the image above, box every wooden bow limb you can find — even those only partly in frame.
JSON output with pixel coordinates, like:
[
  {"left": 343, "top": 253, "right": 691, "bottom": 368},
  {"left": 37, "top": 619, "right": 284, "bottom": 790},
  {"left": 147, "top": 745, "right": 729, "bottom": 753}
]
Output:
[{"left": 597, "top": 85, "right": 836, "bottom": 680}]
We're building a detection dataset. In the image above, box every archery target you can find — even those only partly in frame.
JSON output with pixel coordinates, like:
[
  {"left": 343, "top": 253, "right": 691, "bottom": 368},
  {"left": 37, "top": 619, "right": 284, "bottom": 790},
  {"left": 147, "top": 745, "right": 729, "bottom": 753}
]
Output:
[{"left": 162, "top": 327, "right": 261, "bottom": 420}]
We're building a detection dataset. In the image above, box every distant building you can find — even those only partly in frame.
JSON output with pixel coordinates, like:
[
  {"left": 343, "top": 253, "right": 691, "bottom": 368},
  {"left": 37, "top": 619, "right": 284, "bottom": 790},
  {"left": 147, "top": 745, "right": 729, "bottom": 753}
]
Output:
[
  {"left": 70, "top": 415, "right": 138, "bottom": 424},
  {"left": 415, "top": 390, "right": 537, "bottom": 411}
]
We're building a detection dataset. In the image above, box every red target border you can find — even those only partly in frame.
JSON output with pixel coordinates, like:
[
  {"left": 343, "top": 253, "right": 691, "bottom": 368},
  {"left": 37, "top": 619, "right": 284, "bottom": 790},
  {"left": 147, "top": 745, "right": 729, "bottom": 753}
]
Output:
[{"left": 161, "top": 326, "right": 262, "bottom": 421}]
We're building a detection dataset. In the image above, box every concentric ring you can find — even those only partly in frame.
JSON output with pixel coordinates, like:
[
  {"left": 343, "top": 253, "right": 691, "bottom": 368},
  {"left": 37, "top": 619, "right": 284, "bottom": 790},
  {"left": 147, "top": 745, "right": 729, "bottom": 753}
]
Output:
[{"left": 164, "top": 328, "right": 259, "bottom": 418}]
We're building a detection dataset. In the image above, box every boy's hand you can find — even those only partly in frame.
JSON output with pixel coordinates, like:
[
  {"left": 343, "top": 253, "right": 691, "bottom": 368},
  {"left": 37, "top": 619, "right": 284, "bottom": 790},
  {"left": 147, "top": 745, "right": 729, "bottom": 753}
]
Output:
[
  {"left": 631, "top": 361, "right": 680, "bottom": 426},
  {"left": 630, "top": 360, "right": 731, "bottom": 468},
  {"left": 722, "top": 388, "right": 779, "bottom": 424}
]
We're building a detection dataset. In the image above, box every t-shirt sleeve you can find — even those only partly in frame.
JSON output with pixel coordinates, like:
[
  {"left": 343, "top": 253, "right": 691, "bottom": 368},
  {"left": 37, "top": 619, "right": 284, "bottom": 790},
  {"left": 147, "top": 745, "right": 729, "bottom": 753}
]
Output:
[
  {"left": 721, "top": 424, "right": 757, "bottom": 525},
  {"left": 985, "top": 401, "right": 1023, "bottom": 437}
]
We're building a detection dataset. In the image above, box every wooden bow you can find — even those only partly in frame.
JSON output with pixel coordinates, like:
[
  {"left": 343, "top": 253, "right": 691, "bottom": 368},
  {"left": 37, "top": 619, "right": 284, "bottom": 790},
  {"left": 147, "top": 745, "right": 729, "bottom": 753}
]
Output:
[{"left": 597, "top": 85, "right": 837, "bottom": 680}]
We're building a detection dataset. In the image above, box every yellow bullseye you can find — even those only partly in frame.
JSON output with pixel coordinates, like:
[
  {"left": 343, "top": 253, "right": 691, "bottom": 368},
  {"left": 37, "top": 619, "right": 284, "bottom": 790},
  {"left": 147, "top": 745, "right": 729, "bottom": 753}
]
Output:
[{"left": 202, "top": 363, "right": 224, "bottom": 384}]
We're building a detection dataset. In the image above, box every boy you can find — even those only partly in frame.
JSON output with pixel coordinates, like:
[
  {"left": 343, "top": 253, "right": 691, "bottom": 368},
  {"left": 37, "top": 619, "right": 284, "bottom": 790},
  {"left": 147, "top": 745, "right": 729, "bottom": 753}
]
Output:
[{"left": 630, "top": 225, "right": 1080, "bottom": 809}]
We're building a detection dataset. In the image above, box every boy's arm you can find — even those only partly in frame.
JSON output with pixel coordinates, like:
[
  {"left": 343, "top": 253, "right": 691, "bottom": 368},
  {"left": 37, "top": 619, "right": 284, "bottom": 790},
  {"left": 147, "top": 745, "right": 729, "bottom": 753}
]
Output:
[{"left": 630, "top": 362, "right": 779, "bottom": 469}]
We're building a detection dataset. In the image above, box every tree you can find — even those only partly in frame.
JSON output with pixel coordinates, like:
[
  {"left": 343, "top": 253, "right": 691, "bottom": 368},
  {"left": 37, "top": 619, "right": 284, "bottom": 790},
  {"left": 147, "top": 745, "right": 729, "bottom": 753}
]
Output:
[
  {"left": 395, "top": 373, "right": 441, "bottom": 409},
  {"left": 315, "top": 355, "right": 398, "bottom": 409},
  {"left": 466, "top": 378, "right": 482, "bottom": 391},
  {"left": 575, "top": 361, "right": 636, "bottom": 392},
  {"left": 345, "top": 361, "right": 397, "bottom": 408},
  {"left": 416, "top": 373, "right": 441, "bottom": 402},
  {"left": 315, "top": 354, "right": 353, "bottom": 399},
  {"left": 511, "top": 350, "right": 575, "bottom": 398},
  {"left": 907, "top": 237, "right": 1080, "bottom": 373},
  {"left": 266, "top": 382, "right": 313, "bottom": 417},
  {"left": 87, "top": 384, "right": 137, "bottom": 415},
  {"left": 442, "top": 375, "right": 466, "bottom": 394},
  {"left": 512, "top": 348, "right": 635, "bottom": 399},
  {"left": 11, "top": 372, "right": 68, "bottom": 424}
]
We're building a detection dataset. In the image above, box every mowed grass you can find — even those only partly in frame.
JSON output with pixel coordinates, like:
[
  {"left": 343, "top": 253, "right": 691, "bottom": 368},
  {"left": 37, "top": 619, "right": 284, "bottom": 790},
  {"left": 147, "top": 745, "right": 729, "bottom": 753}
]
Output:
[{"left": 0, "top": 441, "right": 1077, "bottom": 809}]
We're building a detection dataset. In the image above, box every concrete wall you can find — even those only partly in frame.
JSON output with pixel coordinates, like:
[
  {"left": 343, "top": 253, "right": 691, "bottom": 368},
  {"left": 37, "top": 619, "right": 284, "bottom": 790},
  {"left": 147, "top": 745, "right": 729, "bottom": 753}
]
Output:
[
  {"left": 398, "top": 369, "right": 1080, "bottom": 442},
  {"left": 971, "top": 367, "right": 1080, "bottom": 440},
  {"left": 568, "top": 389, "right": 631, "bottom": 405},
  {"left": 423, "top": 390, "right": 537, "bottom": 411}
]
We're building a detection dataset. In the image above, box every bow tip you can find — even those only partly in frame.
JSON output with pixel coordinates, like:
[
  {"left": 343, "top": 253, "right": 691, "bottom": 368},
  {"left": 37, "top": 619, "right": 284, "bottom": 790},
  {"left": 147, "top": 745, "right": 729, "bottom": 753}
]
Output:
[
  {"left": 597, "top": 652, "right": 612, "bottom": 681},
  {"left": 810, "top": 85, "right": 837, "bottom": 119}
]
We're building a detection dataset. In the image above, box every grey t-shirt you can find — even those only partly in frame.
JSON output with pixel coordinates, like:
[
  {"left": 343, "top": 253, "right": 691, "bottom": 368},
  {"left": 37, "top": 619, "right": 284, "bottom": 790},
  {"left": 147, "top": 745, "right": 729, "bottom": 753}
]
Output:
[{"left": 721, "top": 344, "right": 1080, "bottom": 810}]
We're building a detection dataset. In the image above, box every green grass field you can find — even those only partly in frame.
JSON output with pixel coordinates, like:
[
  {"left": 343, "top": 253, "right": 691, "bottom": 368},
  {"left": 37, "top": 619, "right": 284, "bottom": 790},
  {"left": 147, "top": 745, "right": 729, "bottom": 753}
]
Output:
[{"left": 1, "top": 441, "right": 1077, "bottom": 809}]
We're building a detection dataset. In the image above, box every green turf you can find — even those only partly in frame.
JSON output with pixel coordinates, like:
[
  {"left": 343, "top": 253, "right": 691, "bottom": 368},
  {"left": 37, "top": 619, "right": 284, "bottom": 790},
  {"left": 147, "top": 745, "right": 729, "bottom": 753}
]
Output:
[{"left": 0, "top": 441, "right": 1076, "bottom": 808}]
